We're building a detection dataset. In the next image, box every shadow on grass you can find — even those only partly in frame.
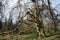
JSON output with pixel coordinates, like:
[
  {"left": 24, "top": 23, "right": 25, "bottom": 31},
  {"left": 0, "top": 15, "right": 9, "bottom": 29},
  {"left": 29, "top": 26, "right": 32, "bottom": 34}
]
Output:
[{"left": 46, "top": 33, "right": 60, "bottom": 37}]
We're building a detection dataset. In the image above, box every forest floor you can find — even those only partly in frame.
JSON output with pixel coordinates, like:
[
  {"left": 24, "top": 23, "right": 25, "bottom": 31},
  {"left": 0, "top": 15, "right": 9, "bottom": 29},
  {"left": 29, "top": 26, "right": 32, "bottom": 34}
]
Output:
[{"left": 0, "top": 33, "right": 60, "bottom": 40}]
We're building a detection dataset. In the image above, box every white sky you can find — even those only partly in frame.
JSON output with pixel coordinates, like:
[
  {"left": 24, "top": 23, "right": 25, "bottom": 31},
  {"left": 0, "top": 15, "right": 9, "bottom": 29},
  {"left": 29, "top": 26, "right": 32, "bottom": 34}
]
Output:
[{"left": 1, "top": 0, "right": 60, "bottom": 23}]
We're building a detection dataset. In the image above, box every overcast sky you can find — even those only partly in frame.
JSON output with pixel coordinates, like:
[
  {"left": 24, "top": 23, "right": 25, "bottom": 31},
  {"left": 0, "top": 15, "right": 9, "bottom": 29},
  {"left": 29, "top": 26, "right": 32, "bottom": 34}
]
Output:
[{"left": 1, "top": 0, "right": 60, "bottom": 23}]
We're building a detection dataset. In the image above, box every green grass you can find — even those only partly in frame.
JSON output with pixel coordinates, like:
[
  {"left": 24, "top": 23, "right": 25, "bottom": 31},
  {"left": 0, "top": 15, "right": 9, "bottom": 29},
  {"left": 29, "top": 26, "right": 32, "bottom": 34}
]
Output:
[
  {"left": 46, "top": 34, "right": 60, "bottom": 39},
  {"left": 22, "top": 33, "right": 37, "bottom": 40},
  {"left": 0, "top": 32, "right": 60, "bottom": 40},
  {"left": 21, "top": 33, "right": 60, "bottom": 40}
]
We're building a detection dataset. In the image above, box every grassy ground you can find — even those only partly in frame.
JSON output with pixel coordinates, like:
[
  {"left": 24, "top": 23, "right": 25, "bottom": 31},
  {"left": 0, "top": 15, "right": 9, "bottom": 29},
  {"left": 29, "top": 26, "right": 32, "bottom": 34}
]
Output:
[{"left": 0, "top": 32, "right": 60, "bottom": 40}]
